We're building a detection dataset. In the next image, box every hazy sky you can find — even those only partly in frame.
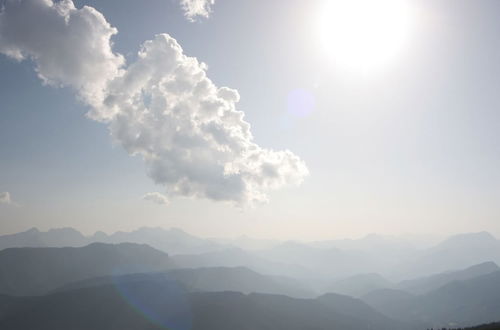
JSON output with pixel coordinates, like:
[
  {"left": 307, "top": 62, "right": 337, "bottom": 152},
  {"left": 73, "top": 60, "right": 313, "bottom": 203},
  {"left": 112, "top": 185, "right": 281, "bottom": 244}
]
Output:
[{"left": 1, "top": 0, "right": 500, "bottom": 240}]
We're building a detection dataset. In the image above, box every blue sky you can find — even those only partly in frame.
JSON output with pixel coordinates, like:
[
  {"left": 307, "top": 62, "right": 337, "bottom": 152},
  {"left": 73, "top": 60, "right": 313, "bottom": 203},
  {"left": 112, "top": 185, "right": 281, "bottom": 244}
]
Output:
[{"left": 1, "top": 0, "right": 500, "bottom": 239}]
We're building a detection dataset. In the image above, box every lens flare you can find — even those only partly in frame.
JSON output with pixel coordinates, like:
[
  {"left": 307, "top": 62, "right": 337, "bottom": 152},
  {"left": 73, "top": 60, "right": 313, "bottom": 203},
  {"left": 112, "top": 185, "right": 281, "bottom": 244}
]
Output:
[
  {"left": 287, "top": 88, "right": 315, "bottom": 117},
  {"left": 112, "top": 272, "right": 193, "bottom": 330}
]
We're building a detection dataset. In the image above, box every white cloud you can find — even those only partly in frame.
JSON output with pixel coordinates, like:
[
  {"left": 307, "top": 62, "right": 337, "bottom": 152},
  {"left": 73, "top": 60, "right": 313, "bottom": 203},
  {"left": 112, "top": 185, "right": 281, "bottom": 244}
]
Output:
[
  {"left": 103, "top": 34, "right": 308, "bottom": 205},
  {"left": 143, "top": 192, "right": 170, "bottom": 205},
  {"left": 0, "top": 0, "right": 124, "bottom": 111},
  {"left": 0, "top": 0, "right": 308, "bottom": 207},
  {"left": 179, "top": 0, "right": 215, "bottom": 21},
  {"left": 0, "top": 191, "right": 12, "bottom": 204}
]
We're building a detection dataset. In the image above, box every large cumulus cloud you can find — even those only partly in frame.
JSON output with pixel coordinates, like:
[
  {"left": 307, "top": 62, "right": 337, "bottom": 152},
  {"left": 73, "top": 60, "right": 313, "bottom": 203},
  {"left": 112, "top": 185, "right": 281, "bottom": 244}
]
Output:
[{"left": 0, "top": 0, "right": 308, "bottom": 206}]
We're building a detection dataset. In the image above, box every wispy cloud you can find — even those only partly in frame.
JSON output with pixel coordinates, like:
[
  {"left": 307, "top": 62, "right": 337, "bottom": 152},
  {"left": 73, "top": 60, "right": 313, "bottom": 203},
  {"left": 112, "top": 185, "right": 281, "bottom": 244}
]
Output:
[
  {"left": 143, "top": 192, "right": 170, "bottom": 206},
  {"left": 0, "top": 0, "right": 308, "bottom": 206},
  {"left": 179, "top": 0, "right": 215, "bottom": 22},
  {"left": 0, "top": 191, "right": 14, "bottom": 205}
]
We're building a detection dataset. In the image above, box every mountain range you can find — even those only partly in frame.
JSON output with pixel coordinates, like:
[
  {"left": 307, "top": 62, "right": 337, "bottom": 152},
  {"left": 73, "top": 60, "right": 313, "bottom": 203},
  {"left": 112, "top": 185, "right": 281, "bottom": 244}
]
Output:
[
  {"left": 0, "top": 279, "right": 416, "bottom": 330},
  {"left": 0, "top": 242, "right": 173, "bottom": 296},
  {"left": 362, "top": 270, "right": 500, "bottom": 328},
  {"left": 0, "top": 236, "right": 498, "bottom": 328},
  {"left": 2, "top": 227, "right": 498, "bottom": 283}
]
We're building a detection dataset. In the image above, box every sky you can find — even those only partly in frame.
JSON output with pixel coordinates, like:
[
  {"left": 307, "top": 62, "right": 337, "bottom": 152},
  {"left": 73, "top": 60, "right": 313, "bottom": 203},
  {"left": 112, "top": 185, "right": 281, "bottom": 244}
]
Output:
[{"left": 1, "top": 0, "right": 500, "bottom": 240}]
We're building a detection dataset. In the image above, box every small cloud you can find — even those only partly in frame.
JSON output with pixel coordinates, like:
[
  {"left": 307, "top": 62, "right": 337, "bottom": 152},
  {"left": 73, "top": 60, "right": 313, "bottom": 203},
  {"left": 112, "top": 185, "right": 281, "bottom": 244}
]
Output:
[
  {"left": 0, "top": 191, "right": 13, "bottom": 205},
  {"left": 143, "top": 192, "right": 170, "bottom": 206},
  {"left": 179, "top": 0, "right": 215, "bottom": 22}
]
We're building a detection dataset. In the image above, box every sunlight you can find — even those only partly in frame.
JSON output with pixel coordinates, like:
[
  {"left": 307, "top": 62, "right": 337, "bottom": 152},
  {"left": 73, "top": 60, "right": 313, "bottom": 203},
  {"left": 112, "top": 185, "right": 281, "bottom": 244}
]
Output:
[{"left": 317, "top": 0, "right": 414, "bottom": 72}]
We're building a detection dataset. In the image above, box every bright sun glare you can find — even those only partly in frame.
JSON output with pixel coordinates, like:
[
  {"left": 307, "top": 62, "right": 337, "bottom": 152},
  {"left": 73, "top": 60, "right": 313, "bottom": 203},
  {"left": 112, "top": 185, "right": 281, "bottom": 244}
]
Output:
[{"left": 317, "top": 0, "right": 414, "bottom": 72}]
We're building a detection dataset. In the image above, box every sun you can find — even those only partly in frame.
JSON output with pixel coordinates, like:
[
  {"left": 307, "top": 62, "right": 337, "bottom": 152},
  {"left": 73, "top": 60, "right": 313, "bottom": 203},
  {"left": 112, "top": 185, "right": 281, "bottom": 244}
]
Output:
[{"left": 317, "top": 0, "right": 414, "bottom": 72}]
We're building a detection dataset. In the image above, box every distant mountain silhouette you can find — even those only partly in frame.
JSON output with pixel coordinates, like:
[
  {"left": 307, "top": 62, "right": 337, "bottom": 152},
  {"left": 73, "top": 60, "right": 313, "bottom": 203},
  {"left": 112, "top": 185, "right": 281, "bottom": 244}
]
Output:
[
  {"left": 2, "top": 227, "right": 500, "bottom": 283},
  {"left": 209, "top": 235, "right": 280, "bottom": 250},
  {"left": 165, "top": 267, "right": 314, "bottom": 298},
  {"left": 317, "top": 293, "right": 418, "bottom": 328},
  {"left": 310, "top": 233, "right": 417, "bottom": 258},
  {"left": 438, "top": 232, "right": 498, "bottom": 249},
  {"left": 55, "top": 266, "right": 315, "bottom": 298},
  {"left": 325, "top": 273, "right": 394, "bottom": 297},
  {"left": 398, "top": 261, "right": 499, "bottom": 294},
  {"left": 395, "top": 232, "right": 500, "bottom": 279},
  {"left": 361, "top": 288, "right": 419, "bottom": 318},
  {"left": 171, "top": 247, "right": 311, "bottom": 278},
  {"left": 0, "top": 279, "right": 416, "bottom": 330},
  {"left": 1, "top": 229, "right": 499, "bottom": 329},
  {"left": 0, "top": 227, "right": 225, "bottom": 255},
  {"left": 254, "top": 241, "right": 378, "bottom": 279},
  {"left": 0, "top": 227, "right": 88, "bottom": 250},
  {"left": 0, "top": 243, "right": 173, "bottom": 295},
  {"left": 362, "top": 270, "right": 500, "bottom": 328},
  {"left": 92, "top": 227, "right": 226, "bottom": 255}
]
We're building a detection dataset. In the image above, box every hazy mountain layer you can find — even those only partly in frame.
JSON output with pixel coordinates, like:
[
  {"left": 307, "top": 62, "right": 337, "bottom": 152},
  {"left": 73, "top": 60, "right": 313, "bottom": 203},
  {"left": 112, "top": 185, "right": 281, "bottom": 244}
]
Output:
[
  {"left": 325, "top": 273, "right": 395, "bottom": 297},
  {"left": 362, "top": 271, "right": 500, "bottom": 327},
  {"left": 394, "top": 232, "right": 500, "bottom": 279},
  {"left": 0, "top": 227, "right": 226, "bottom": 255},
  {"left": 2, "top": 227, "right": 500, "bottom": 284},
  {"left": 397, "top": 261, "right": 499, "bottom": 294},
  {"left": 0, "top": 279, "right": 416, "bottom": 330},
  {"left": 55, "top": 266, "right": 315, "bottom": 298},
  {"left": 0, "top": 243, "right": 173, "bottom": 296},
  {"left": 0, "top": 228, "right": 88, "bottom": 250}
]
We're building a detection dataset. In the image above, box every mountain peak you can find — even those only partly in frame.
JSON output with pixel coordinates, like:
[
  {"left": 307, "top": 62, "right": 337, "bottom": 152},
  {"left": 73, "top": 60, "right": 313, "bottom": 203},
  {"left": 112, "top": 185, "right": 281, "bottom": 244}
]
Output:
[
  {"left": 25, "top": 227, "right": 40, "bottom": 234},
  {"left": 47, "top": 227, "right": 82, "bottom": 234},
  {"left": 93, "top": 231, "right": 108, "bottom": 240},
  {"left": 441, "top": 231, "right": 497, "bottom": 246},
  {"left": 168, "top": 227, "right": 189, "bottom": 234},
  {"left": 465, "top": 261, "right": 499, "bottom": 272}
]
